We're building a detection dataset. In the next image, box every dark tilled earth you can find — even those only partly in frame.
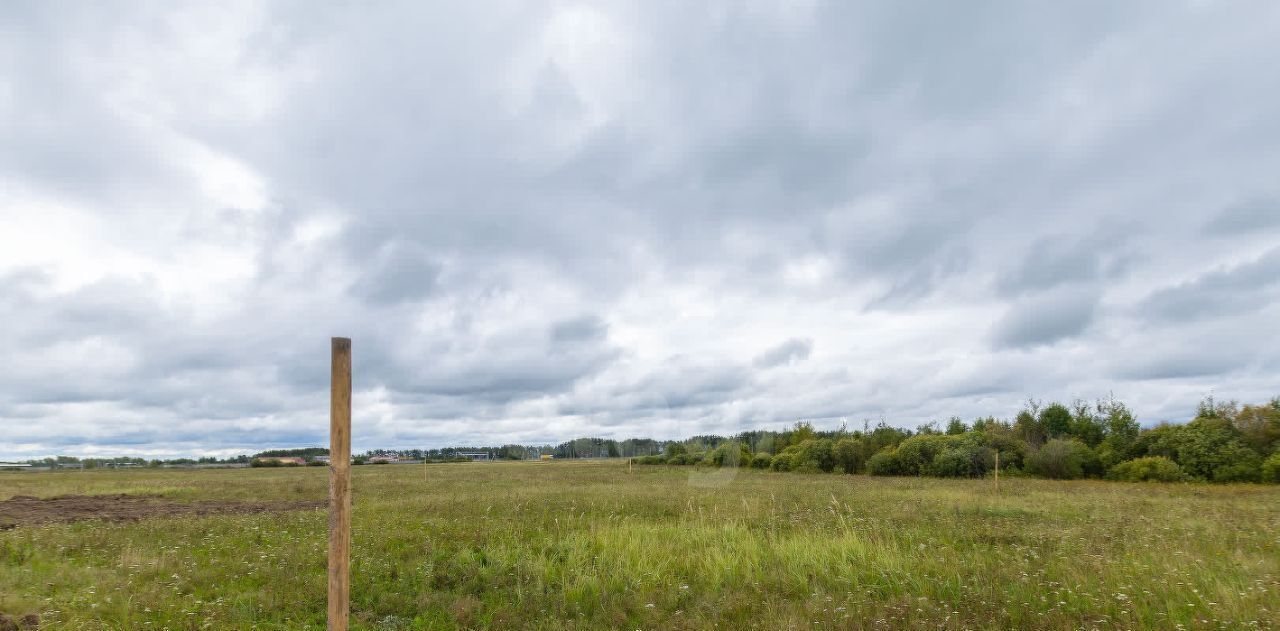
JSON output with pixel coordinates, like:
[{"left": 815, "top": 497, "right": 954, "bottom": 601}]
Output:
[{"left": 0, "top": 494, "right": 324, "bottom": 529}]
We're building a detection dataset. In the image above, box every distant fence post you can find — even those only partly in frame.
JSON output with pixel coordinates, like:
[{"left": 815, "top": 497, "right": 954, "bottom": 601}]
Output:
[
  {"left": 994, "top": 450, "right": 1000, "bottom": 494},
  {"left": 329, "top": 337, "right": 352, "bottom": 631}
]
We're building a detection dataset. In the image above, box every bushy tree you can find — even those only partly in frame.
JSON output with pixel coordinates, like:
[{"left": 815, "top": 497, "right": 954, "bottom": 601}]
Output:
[
  {"left": 770, "top": 452, "right": 795, "bottom": 472},
  {"left": 1040, "top": 403, "right": 1074, "bottom": 439},
  {"left": 1014, "top": 400, "right": 1047, "bottom": 447},
  {"left": 977, "top": 429, "right": 1027, "bottom": 471},
  {"left": 866, "top": 448, "right": 902, "bottom": 476},
  {"left": 892, "top": 434, "right": 959, "bottom": 475},
  {"left": 1098, "top": 397, "right": 1140, "bottom": 468},
  {"left": 866, "top": 422, "right": 910, "bottom": 453},
  {"left": 774, "top": 439, "right": 836, "bottom": 473},
  {"left": 709, "top": 442, "right": 752, "bottom": 467},
  {"left": 1070, "top": 399, "right": 1106, "bottom": 447},
  {"left": 1261, "top": 453, "right": 1280, "bottom": 484},
  {"left": 1138, "top": 417, "right": 1261, "bottom": 481},
  {"left": 749, "top": 453, "right": 773, "bottom": 469},
  {"left": 833, "top": 438, "right": 865, "bottom": 474},
  {"left": 1232, "top": 401, "right": 1280, "bottom": 456},
  {"left": 971, "top": 416, "right": 1000, "bottom": 433},
  {"left": 665, "top": 443, "right": 687, "bottom": 458},
  {"left": 929, "top": 443, "right": 994, "bottom": 478},
  {"left": 1212, "top": 458, "right": 1261, "bottom": 483},
  {"left": 1106, "top": 456, "right": 1186, "bottom": 482},
  {"left": 1196, "top": 395, "right": 1238, "bottom": 421},
  {"left": 1026, "top": 439, "right": 1092, "bottom": 480},
  {"left": 791, "top": 422, "right": 817, "bottom": 445},
  {"left": 945, "top": 417, "right": 968, "bottom": 435}
]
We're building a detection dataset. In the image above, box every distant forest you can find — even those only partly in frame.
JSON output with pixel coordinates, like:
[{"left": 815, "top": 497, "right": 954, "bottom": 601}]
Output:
[
  {"left": 425, "top": 395, "right": 1280, "bottom": 484},
  {"left": 634, "top": 395, "right": 1280, "bottom": 484},
  {"left": 17, "top": 396, "right": 1279, "bottom": 483}
]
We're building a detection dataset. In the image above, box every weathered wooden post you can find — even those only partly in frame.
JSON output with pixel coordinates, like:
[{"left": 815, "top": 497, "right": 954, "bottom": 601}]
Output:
[
  {"left": 329, "top": 337, "right": 352, "bottom": 631},
  {"left": 994, "top": 450, "right": 1000, "bottom": 494}
]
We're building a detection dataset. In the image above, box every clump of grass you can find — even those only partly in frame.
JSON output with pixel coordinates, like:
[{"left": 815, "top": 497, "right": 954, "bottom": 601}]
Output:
[{"left": 1, "top": 462, "right": 1278, "bottom": 629}]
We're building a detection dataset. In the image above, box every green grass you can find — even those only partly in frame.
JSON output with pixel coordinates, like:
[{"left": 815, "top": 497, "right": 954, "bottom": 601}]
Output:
[{"left": 2, "top": 462, "right": 1278, "bottom": 629}]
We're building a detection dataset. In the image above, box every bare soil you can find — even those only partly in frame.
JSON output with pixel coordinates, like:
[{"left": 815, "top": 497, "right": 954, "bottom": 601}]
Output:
[{"left": 0, "top": 494, "right": 323, "bottom": 529}]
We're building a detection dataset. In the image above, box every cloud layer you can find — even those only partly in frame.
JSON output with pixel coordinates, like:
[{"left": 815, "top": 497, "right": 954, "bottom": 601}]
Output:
[{"left": 3, "top": 1, "right": 1280, "bottom": 458}]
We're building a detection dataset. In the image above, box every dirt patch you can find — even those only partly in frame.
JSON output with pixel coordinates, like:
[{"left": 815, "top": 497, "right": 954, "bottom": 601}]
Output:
[{"left": 0, "top": 494, "right": 324, "bottom": 530}]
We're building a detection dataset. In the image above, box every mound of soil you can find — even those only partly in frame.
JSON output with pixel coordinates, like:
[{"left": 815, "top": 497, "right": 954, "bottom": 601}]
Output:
[{"left": 0, "top": 494, "right": 323, "bottom": 530}]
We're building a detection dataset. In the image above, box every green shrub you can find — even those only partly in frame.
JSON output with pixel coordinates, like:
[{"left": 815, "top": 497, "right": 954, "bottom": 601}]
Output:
[
  {"left": 1137, "top": 417, "right": 1262, "bottom": 481},
  {"left": 779, "top": 439, "right": 835, "bottom": 473},
  {"left": 893, "top": 434, "right": 959, "bottom": 475},
  {"left": 833, "top": 438, "right": 865, "bottom": 474},
  {"left": 1106, "top": 456, "right": 1186, "bottom": 482},
  {"left": 770, "top": 452, "right": 795, "bottom": 472},
  {"left": 749, "top": 454, "right": 772, "bottom": 469},
  {"left": 1213, "top": 460, "right": 1261, "bottom": 483},
  {"left": 866, "top": 449, "right": 901, "bottom": 476},
  {"left": 1262, "top": 453, "right": 1280, "bottom": 484},
  {"left": 1026, "top": 439, "right": 1091, "bottom": 480},
  {"left": 709, "top": 442, "right": 752, "bottom": 467},
  {"left": 929, "top": 444, "right": 993, "bottom": 478},
  {"left": 978, "top": 432, "right": 1026, "bottom": 471}
]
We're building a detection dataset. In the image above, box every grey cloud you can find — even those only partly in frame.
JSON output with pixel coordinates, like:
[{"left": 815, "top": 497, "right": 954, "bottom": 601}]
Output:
[
  {"left": 550, "top": 316, "right": 608, "bottom": 344},
  {"left": 753, "top": 338, "right": 813, "bottom": 368},
  {"left": 990, "top": 287, "right": 1100, "bottom": 349},
  {"left": 1205, "top": 198, "right": 1280, "bottom": 235},
  {"left": 1112, "top": 347, "right": 1241, "bottom": 381},
  {"left": 631, "top": 358, "right": 753, "bottom": 411},
  {"left": 5, "top": 1, "right": 1280, "bottom": 457},
  {"left": 996, "top": 230, "right": 1131, "bottom": 296},
  {"left": 355, "top": 242, "right": 441, "bottom": 304},
  {"left": 1139, "top": 247, "right": 1280, "bottom": 323}
]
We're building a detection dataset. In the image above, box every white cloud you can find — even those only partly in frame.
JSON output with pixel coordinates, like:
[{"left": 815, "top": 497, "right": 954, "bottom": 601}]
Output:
[{"left": 3, "top": 1, "right": 1280, "bottom": 458}]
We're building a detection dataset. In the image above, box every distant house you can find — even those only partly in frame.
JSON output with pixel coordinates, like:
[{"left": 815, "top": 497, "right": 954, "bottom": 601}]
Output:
[
  {"left": 457, "top": 452, "right": 491, "bottom": 461},
  {"left": 314, "top": 456, "right": 331, "bottom": 463},
  {"left": 0, "top": 462, "right": 31, "bottom": 470},
  {"left": 369, "top": 455, "right": 400, "bottom": 464}
]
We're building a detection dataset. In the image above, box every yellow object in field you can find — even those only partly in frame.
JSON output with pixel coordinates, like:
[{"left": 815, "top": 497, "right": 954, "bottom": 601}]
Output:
[{"left": 540, "top": 454, "right": 554, "bottom": 461}]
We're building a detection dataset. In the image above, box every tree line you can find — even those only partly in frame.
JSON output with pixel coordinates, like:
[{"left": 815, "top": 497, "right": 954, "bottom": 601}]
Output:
[
  {"left": 17, "top": 396, "right": 1277, "bottom": 483},
  {"left": 638, "top": 396, "right": 1280, "bottom": 484}
]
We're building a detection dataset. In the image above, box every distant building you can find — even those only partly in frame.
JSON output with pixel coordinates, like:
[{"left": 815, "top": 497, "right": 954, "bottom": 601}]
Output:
[
  {"left": 457, "top": 452, "right": 491, "bottom": 461},
  {"left": 369, "top": 455, "right": 401, "bottom": 464},
  {"left": 0, "top": 462, "right": 31, "bottom": 470},
  {"left": 539, "top": 454, "right": 554, "bottom": 461}
]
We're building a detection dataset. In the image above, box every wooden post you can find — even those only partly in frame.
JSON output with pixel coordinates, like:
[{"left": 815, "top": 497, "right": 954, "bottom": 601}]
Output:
[
  {"left": 994, "top": 450, "right": 1000, "bottom": 495},
  {"left": 328, "top": 338, "right": 352, "bottom": 631}
]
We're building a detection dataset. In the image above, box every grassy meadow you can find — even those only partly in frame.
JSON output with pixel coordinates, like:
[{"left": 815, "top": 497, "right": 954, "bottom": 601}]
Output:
[{"left": 1, "top": 461, "right": 1278, "bottom": 630}]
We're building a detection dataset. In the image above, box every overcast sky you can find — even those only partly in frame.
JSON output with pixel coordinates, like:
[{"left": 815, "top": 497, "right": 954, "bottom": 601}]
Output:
[{"left": 3, "top": 1, "right": 1279, "bottom": 459}]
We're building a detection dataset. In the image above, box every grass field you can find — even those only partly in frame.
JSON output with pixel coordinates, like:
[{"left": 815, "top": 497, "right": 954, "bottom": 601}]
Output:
[{"left": 2, "top": 462, "right": 1278, "bottom": 630}]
